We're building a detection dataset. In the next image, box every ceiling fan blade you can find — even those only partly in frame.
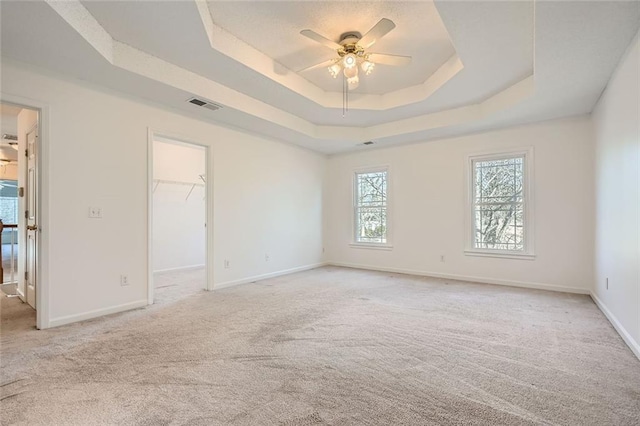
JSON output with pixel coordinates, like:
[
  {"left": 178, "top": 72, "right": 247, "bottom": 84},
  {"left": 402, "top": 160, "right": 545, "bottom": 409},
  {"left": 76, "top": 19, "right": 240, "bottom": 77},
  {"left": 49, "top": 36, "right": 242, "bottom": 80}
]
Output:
[
  {"left": 358, "top": 18, "right": 396, "bottom": 49},
  {"left": 300, "top": 29, "right": 342, "bottom": 51},
  {"left": 368, "top": 53, "right": 411, "bottom": 66},
  {"left": 298, "top": 58, "right": 336, "bottom": 73}
]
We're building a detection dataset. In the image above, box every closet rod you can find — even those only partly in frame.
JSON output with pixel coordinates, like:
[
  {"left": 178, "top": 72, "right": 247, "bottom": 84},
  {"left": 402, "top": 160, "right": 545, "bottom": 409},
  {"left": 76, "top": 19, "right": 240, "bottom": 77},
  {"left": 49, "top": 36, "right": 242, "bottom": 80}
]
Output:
[{"left": 153, "top": 179, "right": 205, "bottom": 187}]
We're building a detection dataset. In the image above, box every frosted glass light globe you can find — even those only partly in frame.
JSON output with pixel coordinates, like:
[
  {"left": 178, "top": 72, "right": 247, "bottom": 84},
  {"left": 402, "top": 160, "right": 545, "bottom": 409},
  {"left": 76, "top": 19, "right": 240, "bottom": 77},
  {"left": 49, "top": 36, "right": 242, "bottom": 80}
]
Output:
[
  {"left": 343, "top": 65, "right": 358, "bottom": 79},
  {"left": 343, "top": 53, "right": 357, "bottom": 69},
  {"left": 347, "top": 75, "right": 359, "bottom": 89}
]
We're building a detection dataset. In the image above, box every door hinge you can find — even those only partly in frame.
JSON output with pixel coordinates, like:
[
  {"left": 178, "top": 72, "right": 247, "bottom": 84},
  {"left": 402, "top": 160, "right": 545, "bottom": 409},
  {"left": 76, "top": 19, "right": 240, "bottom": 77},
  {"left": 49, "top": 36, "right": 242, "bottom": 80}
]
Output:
[
  {"left": 25, "top": 210, "right": 29, "bottom": 219},
  {"left": 24, "top": 271, "right": 28, "bottom": 281},
  {"left": 25, "top": 149, "right": 28, "bottom": 157}
]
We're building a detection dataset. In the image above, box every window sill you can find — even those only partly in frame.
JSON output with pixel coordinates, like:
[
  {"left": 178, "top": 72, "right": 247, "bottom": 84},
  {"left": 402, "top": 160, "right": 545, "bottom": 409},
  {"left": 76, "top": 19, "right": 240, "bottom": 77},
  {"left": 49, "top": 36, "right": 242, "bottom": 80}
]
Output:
[
  {"left": 349, "top": 243, "right": 393, "bottom": 251},
  {"left": 464, "top": 250, "right": 535, "bottom": 260}
]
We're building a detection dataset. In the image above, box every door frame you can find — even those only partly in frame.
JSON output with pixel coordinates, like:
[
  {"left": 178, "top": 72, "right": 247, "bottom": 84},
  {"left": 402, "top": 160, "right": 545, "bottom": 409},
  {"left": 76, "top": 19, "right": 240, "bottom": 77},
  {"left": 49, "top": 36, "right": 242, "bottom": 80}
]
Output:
[
  {"left": 0, "top": 93, "right": 51, "bottom": 330},
  {"left": 146, "top": 128, "right": 214, "bottom": 305}
]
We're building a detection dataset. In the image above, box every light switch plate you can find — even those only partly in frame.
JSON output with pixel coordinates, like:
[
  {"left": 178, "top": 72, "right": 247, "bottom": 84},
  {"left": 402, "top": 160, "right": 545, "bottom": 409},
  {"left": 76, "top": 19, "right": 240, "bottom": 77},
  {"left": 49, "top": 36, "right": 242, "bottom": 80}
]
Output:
[{"left": 88, "top": 207, "right": 102, "bottom": 218}]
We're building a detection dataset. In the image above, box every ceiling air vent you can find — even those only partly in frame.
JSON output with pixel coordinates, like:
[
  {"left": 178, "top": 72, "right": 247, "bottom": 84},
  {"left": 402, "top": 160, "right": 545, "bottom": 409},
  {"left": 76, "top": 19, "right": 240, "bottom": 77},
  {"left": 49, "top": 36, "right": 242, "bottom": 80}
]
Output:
[
  {"left": 187, "top": 97, "right": 223, "bottom": 112},
  {"left": 363, "top": 141, "right": 375, "bottom": 146}
]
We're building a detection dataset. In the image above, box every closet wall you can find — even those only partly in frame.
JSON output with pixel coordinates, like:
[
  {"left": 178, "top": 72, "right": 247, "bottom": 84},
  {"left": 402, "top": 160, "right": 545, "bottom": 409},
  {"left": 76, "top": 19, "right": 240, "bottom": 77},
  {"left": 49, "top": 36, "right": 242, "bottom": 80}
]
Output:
[{"left": 152, "top": 139, "right": 206, "bottom": 272}]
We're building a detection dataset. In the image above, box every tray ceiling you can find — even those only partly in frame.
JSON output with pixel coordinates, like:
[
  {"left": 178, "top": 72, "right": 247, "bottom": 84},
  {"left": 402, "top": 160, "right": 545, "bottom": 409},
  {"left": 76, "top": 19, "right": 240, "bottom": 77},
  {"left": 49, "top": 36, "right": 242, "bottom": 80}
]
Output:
[{"left": 1, "top": 1, "right": 638, "bottom": 154}]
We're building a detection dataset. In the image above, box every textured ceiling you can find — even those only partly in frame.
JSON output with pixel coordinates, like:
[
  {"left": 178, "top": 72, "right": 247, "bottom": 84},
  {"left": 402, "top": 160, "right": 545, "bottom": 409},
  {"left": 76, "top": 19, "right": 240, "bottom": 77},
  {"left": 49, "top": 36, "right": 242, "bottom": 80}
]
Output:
[{"left": 1, "top": 1, "right": 639, "bottom": 154}]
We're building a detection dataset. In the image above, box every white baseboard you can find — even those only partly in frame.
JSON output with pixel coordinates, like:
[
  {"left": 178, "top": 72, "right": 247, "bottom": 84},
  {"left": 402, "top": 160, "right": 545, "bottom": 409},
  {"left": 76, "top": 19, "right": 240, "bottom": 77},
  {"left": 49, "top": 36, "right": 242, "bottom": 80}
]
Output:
[
  {"left": 328, "top": 262, "right": 590, "bottom": 295},
  {"left": 214, "top": 262, "right": 328, "bottom": 290},
  {"left": 153, "top": 264, "right": 205, "bottom": 274},
  {"left": 47, "top": 299, "right": 148, "bottom": 329},
  {"left": 590, "top": 292, "right": 640, "bottom": 360}
]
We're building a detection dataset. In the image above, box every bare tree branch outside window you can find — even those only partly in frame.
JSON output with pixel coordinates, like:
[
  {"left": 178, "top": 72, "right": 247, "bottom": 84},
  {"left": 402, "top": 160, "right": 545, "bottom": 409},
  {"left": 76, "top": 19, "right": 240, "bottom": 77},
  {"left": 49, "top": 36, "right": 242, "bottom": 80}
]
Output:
[
  {"left": 473, "top": 157, "right": 524, "bottom": 251},
  {"left": 355, "top": 171, "right": 387, "bottom": 243}
]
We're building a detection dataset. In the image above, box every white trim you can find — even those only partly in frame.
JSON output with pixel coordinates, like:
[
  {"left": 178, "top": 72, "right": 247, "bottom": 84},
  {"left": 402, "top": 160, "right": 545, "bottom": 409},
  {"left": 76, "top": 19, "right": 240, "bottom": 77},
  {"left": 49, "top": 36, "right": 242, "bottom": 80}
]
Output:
[
  {"left": 214, "top": 262, "right": 327, "bottom": 290},
  {"left": 463, "top": 250, "right": 536, "bottom": 260},
  {"left": 147, "top": 129, "right": 154, "bottom": 305},
  {"left": 590, "top": 292, "right": 640, "bottom": 360},
  {"left": 464, "top": 147, "right": 535, "bottom": 258},
  {"left": 352, "top": 165, "right": 391, "bottom": 246},
  {"left": 48, "top": 299, "right": 148, "bottom": 328},
  {"left": 328, "top": 262, "right": 589, "bottom": 294},
  {"left": 205, "top": 143, "right": 215, "bottom": 293},
  {"left": 349, "top": 243, "right": 394, "bottom": 251},
  {"left": 0, "top": 93, "right": 51, "bottom": 329},
  {"left": 147, "top": 129, "right": 214, "bottom": 305},
  {"left": 153, "top": 264, "right": 206, "bottom": 274}
]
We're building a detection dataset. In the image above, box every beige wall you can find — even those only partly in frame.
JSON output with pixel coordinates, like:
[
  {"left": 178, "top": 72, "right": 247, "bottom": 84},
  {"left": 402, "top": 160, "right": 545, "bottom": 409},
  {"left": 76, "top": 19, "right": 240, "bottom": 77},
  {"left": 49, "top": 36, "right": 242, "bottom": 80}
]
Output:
[
  {"left": 326, "top": 116, "right": 595, "bottom": 293},
  {"left": 1, "top": 61, "right": 326, "bottom": 327},
  {"left": 592, "top": 33, "right": 640, "bottom": 357}
]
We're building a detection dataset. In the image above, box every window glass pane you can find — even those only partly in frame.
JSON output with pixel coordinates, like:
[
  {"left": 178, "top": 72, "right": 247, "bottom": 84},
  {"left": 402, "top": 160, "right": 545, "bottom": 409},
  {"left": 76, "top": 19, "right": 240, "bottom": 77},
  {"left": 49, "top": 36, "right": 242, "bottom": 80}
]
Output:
[
  {"left": 355, "top": 171, "right": 387, "bottom": 243},
  {"left": 475, "top": 157, "right": 523, "bottom": 204},
  {"left": 473, "top": 156, "right": 525, "bottom": 251},
  {"left": 356, "top": 206, "right": 386, "bottom": 243},
  {"left": 474, "top": 204, "right": 524, "bottom": 250},
  {"left": 0, "top": 180, "right": 18, "bottom": 224},
  {"left": 357, "top": 172, "right": 386, "bottom": 206}
]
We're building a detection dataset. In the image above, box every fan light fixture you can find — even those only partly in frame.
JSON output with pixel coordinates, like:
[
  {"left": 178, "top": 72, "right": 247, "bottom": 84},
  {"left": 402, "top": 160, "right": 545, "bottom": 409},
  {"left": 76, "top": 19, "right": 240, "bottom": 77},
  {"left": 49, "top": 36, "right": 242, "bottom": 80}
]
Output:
[
  {"left": 361, "top": 60, "right": 375, "bottom": 75},
  {"left": 347, "top": 75, "right": 359, "bottom": 89},
  {"left": 328, "top": 63, "right": 341, "bottom": 78},
  {"left": 299, "top": 18, "right": 412, "bottom": 116},
  {"left": 343, "top": 53, "right": 357, "bottom": 68},
  {"left": 328, "top": 52, "right": 370, "bottom": 83}
]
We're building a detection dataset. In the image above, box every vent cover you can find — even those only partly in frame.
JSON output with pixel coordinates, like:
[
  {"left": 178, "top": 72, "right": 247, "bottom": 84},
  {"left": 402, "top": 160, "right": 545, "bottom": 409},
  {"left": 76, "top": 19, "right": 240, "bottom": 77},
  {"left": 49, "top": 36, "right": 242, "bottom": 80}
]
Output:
[
  {"left": 187, "top": 97, "right": 223, "bottom": 112},
  {"left": 2, "top": 134, "right": 17, "bottom": 141},
  {"left": 363, "top": 141, "right": 375, "bottom": 145}
]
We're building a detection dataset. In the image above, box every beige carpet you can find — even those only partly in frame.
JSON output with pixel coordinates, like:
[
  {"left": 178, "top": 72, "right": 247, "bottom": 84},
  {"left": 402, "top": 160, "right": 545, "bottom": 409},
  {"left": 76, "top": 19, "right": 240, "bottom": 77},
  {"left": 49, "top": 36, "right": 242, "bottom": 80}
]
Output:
[{"left": 1, "top": 266, "right": 639, "bottom": 425}]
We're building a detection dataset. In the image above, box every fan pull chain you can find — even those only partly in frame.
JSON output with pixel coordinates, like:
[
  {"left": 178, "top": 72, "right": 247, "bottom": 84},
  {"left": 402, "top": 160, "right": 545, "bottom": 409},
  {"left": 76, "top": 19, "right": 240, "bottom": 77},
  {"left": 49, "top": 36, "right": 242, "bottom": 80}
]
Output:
[
  {"left": 346, "top": 78, "right": 349, "bottom": 115},
  {"left": 342, "top": 73, "right": 349, "bottom": 118},
  {"left": 342, "top": 73, "right": 346, "bottom": 117}
]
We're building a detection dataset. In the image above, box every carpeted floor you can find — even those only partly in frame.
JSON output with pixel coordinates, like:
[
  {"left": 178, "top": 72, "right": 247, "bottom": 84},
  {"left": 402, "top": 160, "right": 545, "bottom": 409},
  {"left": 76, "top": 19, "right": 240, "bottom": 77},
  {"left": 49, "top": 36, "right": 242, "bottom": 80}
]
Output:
[
  {"left": 152, "top": 267, "right": 207, "bottom": 306},
  {"left": 1, "top": 266, "right": 639, "bottom": 425}
]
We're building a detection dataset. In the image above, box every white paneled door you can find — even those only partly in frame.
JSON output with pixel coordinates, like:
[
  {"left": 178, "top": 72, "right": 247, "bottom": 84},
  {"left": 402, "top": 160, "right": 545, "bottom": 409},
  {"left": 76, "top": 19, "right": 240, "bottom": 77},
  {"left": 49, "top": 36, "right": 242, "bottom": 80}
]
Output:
[{"left": 25, "top": 125, "right": 37, "bottom": 309}]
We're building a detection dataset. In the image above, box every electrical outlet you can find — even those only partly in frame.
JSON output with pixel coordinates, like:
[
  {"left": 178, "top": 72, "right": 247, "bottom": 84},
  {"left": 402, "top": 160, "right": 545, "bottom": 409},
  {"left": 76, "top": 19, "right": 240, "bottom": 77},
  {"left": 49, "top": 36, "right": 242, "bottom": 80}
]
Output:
[
  {"left": 440, "top": 255, "right": 445, "bottom": 262},
  {"left": 120, "top": 275, "right": 129, "bottom": 286},
  {"left": 224, "top": 260, "right": 230, "bottom": 269},
  {"left": 88, "top": 206, "right": 102, "bottom": 219},
  {"left": 606, "top": 277, "right": 609, "bottom": 290},
  {"left": 265, "top": 254, "right": 270, "bottom": 262}
]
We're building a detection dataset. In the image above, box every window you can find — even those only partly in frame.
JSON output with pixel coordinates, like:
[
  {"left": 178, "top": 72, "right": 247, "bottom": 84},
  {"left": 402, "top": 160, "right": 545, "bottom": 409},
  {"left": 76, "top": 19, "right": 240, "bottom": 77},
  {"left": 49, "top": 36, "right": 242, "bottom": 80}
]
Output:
[
  {"left": 353, "top": 169, "right": 388, "bottom": 245},
  {"left": 467, "top": 150, "right": 534, "bottom": 258},
  {"left": 0, "top": 180, "right": 18, "bottom": 224}
]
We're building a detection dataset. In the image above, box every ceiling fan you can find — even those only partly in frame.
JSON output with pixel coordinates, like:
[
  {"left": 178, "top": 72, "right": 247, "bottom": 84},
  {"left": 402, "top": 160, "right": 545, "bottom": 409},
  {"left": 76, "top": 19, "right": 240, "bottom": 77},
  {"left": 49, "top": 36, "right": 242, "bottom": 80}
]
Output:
[{"left": 299, "top": 18, "right": 411, "bottom": 90}]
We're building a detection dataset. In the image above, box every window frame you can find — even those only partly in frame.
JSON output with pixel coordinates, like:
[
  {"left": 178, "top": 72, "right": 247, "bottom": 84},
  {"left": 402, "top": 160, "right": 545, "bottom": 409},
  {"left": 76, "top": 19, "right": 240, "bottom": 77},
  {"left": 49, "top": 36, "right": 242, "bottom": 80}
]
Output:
[
  {"left": 350, "top": 166, "right": 392, "bottom": 250},
  {"left": 465, "top": 148, "right": 535, "bottom": 260}
]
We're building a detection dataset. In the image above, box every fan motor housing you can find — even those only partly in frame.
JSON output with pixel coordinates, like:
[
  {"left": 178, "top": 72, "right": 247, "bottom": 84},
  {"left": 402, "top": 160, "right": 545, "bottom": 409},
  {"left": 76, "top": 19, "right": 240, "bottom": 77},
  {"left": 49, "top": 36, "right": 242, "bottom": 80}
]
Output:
[
  {"left": 339, "top": 32, "right": 362, "bottom": 44},
  {"left": 338, "top": 32, "right": 365, "bottom": 56}
]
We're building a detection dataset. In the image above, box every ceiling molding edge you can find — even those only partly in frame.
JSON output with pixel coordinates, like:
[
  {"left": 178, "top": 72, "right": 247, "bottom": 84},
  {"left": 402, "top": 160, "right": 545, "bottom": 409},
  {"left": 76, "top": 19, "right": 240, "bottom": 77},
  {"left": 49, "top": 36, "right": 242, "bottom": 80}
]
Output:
[
  {"left": 46, "top": 0, "right": 113, "bottom": 62},
  {"left": 45, "top": 0, "right": 535, "bottom": 146}
]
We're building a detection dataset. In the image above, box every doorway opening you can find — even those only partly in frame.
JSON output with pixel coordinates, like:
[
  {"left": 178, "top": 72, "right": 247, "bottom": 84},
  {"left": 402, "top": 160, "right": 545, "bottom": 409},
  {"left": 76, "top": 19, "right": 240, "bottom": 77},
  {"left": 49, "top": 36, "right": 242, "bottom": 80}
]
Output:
[
  {"left": 149, "top": 134, "right": 209, "bottom": 305},
  {"left": 0, "top": 102, "right": 39, "bottom": 330}
]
